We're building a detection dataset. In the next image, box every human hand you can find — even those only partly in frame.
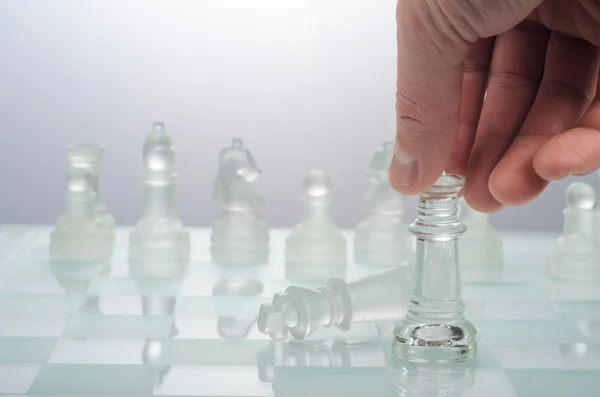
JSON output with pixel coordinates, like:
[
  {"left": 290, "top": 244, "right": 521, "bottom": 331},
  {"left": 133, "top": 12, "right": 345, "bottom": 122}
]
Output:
[{"left": 389, "top": 0, "right": 600, "bottom": 212}]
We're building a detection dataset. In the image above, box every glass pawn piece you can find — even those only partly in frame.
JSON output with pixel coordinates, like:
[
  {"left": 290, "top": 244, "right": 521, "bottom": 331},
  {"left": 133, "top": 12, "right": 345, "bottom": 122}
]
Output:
[
  {"left": 354, "top": 141, "right": 412, "bottom": 267},
  {"left": 257, "top": 265, "right": 410, "bottom": 340},
  {"left": 284, "top": 170, "right": 347, "bottom": 278},
  {"left": 457, "top": 197, "right": 503, "bottom": 267},
  {"left": 392, "top": 172, "right": 477, "bottom": 363},
  {"left": 548, "top": 182, "right": 600, "bottom": 280}
]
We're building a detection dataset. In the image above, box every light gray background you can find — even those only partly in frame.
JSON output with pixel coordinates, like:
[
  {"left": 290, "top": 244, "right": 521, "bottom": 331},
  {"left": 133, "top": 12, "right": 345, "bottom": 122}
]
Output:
[{"left": 0, "top": 0, "right": 596, "bottom": 230}]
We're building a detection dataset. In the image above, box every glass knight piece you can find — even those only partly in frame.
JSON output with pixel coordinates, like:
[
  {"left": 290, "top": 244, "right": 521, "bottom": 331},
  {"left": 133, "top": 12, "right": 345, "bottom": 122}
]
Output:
[{"left": 210, "top": 138, "right": 269, "bottom": 264}]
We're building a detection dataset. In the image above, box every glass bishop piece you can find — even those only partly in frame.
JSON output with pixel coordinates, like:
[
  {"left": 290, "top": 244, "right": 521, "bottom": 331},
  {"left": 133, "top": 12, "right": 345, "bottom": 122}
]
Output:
[{"left": 392, "top": 172, "right": 476, "bottom": 363}]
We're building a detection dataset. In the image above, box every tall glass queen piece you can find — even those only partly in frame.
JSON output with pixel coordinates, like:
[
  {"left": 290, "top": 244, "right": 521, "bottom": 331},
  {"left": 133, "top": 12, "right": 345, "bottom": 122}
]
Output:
[{"left": 393, "top": 172, "right": 477, "bottom": 363}]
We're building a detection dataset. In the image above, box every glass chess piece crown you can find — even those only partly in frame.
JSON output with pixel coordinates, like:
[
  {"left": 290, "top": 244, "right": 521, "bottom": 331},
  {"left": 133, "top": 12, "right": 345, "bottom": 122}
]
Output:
[
  {"left": 49, "top": 166, "right": 114, "bottom": 261},
  {"left": 129, "top": 122, "right": 190, "bottom": 261},
  {"left": 210, "top": 138, "right": 269, "bottom": 264},
  {"left": 354, "top": 141, "right": 412, "bottom": 266},
  {"left": 392, "top": 172, "right": 477, "bottom": 363},
  {"left": 284, "top": 170, "right": 347, "bottom": 278},
  {"left": 548, "top": 182, "right": 600, "bottom": 280}
]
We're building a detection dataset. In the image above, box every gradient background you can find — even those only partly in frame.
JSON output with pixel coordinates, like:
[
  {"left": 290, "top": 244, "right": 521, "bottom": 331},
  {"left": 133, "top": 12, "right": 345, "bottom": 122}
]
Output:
[{"left": 0, "top": 0, "right": 596, "bottom": 230}]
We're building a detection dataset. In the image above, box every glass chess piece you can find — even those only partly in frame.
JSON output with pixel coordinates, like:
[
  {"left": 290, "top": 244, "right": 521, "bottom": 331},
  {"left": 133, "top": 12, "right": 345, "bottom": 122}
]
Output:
[
  {"left": 284, "top": 170, "right": 347, "bottom": 279},
  {"left": 49, "top": 167, "right": 114, "bottom": 261},
  {"left": 457, "top": 198, "right": 503, "bottom": 267},
  {"left": 66, "top": 144, "right": 116, "bottom": 239},
  {"left": 258, "top": 265, "right": 410, "bottom": 340},
  {"left": 354, "top": 141, "right": 412, "bottom": 267},
  {"left": 392, "top": 172, "right": 477, "bottom": 363},
  {"left": 129, "top": 122, "right": 190, "bottom": 262},
  {"left": 210, "top": 138, "right": 269, "bottom": 264},
  {"left": 548, "top": 182, "right": 600, "bottom": 280}
]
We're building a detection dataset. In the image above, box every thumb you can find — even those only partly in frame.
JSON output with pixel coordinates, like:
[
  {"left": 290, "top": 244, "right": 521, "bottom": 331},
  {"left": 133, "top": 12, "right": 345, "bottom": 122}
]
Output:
[{"left": 389, "top": 0, "right": 544, "bottom": 195}]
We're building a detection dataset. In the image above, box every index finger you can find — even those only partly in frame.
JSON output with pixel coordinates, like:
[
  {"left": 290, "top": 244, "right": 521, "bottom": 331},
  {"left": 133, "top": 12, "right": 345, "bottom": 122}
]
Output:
[{"left": 389, "top": 1, "right": 469, "bottom": 195}]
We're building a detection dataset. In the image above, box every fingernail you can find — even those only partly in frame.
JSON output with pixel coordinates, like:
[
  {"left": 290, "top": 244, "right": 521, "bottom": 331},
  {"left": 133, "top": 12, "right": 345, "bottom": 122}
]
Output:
[{"left": 392, "top": 142, "right": 419, "bottom": 186}]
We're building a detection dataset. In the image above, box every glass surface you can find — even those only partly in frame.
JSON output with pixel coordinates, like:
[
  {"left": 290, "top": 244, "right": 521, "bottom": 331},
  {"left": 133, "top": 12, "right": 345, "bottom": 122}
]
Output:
[{"left": 0, "top": 226, "right": 599, "bottom": 396}]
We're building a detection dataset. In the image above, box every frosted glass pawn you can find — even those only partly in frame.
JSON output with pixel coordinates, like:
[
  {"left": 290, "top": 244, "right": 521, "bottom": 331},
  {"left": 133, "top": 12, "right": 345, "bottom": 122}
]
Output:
[
  {"left": 354, "top": 141, "right": 412, "bottom": 266},
  {"left": 50, "top": 167, "right": 114, "bottom": 261},
  {"left": 285, "top": 170, "right": 347, "bottom": 276},
  {"left": 457, "top": 198, "right": 503, "bottom": 267},
  {"left": 548, "top": 182, "right": 600, "bottom": 280},
  {"left": 258, "top": 265, "right": 410, "bottom": 340},
  {"left": 210, "top": 138, "right": 269, "bottom": 264},
  {"left": 393, "top": 172, "right": 477, "bottom": 363},
  {"left": 67, "top": 144, "right": 115, "bottom": 238},
  {"left": 129, "top": 122, "right": 190, "bottom": 261}
]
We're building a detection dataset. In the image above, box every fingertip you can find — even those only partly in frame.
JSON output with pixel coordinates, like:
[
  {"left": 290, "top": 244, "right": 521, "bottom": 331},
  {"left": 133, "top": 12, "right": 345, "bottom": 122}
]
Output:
[
  {"left": 534, "top": 127, "right": 600, "bottom": 181},
  {"left": 463, "top": 179, "right": 505, "bottom": 213},
  {"left": 488, "top": 160, "right": 548, "bottom": 206}
]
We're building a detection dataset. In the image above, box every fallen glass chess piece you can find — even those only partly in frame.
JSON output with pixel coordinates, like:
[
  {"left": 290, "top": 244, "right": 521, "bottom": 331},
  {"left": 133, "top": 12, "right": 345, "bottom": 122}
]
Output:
[{"left": 258, "top": 265, "right": 411, "bottom": 341}]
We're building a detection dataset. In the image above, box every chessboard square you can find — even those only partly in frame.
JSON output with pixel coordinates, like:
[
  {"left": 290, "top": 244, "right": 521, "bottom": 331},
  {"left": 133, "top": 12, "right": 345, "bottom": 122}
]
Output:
[
  {"left": 176, "top": 296, "right": 264, "bottom": 319},
  {"left": 88, "top": 277, "right": 182, "bottom": 296},
  {"left": 491, "top": 344, "right": 600, "bottom": 370},
  {"left": 466, "top": 301, "right": 561, "bottom": 321},
  {"left": 546, "top": 280, "right": 600, "bottom": 301},
  {"left": 0, "top": 314, "right": 68, "bottom": 337},
  {"left": 555, "top": 301, "right": 600, "bottom": 322},
  {"left": 0, "top": 295, "right": 84, "bottom": 317},
  {"left": 504, "top": 369, "right": 600, "bottom": 397},
  {"left": 81, "top": 294, "right": 145, "bottom": 316},
  {"left": 29, "top": 364, "right": 159, "bottom": 396},
  {"left": 0, "top": 337, "right": 56, "bottom": 364},
  {"left": 0, "top": 275, "right": 73, "bottom": 295},
  {"left": 475, "top": 320, "right": 588, "bottom": 346},
  {"left": 48, "top": 338, "right": 146, "bottom": 364},
  {"left": 576, "top": 321, "right": 600, "bottom": 343},
  {"left": 0, "top": 364, "right": 42, "bottom": 394},
  {"left": 163, "top": 339, "right": 270, "bottom": 366},
  {"left": 305, "top": 323, "right": 381, "bottom": 343},
  {"left": 462, "top": 284, "right": 546, "bottom": 303},
  {"left": 154, "top": 366, "right": 272, "bottom": 396},
  {"left": 461, "top": 267, "right": 527, "bottom": 284},
  {"left": 173, "top": 316, "right": 267, "bottom": 340},
  {"left": 258, "top": 367, "right": 395, "bottom": 396},
  {"left": 463, "top": 369, "right": 517, "bottom": 397},
  {"left": 64, "top": 315, "right": 173, "bottom": 338},
  {"left": 178, "top": 272, "right": 222, "bottom": 297}
]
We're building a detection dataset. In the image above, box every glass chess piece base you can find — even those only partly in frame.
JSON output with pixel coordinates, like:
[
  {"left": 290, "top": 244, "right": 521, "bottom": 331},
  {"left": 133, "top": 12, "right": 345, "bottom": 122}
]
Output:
[
  {"left": 392, "top": 314, "right": 477, "bottom": 363},
  {"left": 392, "top": 172, "right": 477, "bottom": 363},
  {"left": 129, "top": 218, "right": 191, "bottom": 261},
  {"left": 210, "top": 211, "right": 269, "bottom": 264},
  {"left": 354, "top": 216, "right": 412, "bottom": 267}
]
